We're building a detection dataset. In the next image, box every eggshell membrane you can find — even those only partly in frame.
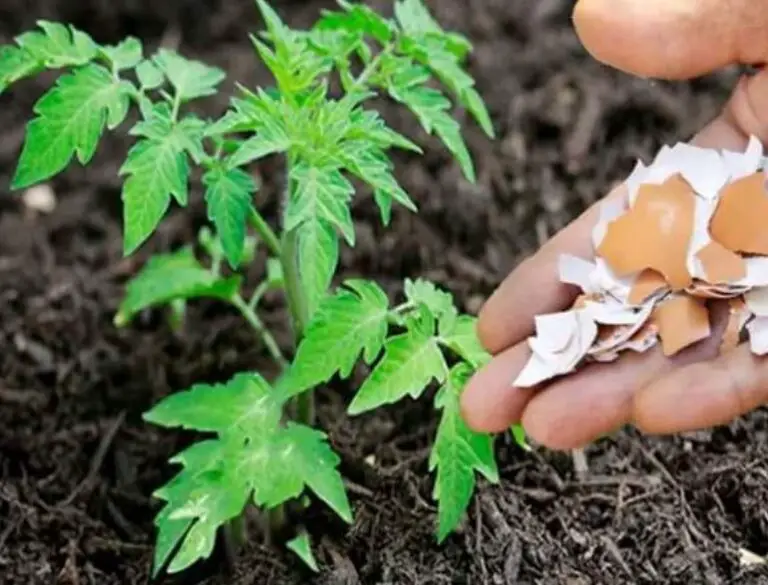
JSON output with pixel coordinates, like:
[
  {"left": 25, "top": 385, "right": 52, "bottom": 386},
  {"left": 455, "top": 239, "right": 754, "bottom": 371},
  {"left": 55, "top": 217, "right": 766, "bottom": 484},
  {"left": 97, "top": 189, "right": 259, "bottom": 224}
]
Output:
[
  {"left": 709, "top": 172, "right": 768, "bottom": 255},
  {"left": 651, "top": 296, "right": 711, "bottom": 356},
  {"left": 696, "top": 240, "right": 747, "bottom": 283},
  {"left": 597, "top": 174, "right": 695, "bottom": 290}
]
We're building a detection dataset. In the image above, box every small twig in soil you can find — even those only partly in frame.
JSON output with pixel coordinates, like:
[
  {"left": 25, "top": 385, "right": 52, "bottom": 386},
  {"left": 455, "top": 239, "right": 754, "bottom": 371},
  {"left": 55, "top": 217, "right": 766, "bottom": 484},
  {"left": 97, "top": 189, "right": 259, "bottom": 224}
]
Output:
[{"left": 58, "top": 411, "right": 125, "bottom": 507}]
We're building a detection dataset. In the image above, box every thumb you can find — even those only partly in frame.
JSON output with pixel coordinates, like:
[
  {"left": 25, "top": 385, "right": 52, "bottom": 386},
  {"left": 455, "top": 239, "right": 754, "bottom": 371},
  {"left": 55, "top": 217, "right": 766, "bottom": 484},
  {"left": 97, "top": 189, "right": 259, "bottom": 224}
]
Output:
[{"left": 573, "top": 0, "right": 768, "bottom": 79}]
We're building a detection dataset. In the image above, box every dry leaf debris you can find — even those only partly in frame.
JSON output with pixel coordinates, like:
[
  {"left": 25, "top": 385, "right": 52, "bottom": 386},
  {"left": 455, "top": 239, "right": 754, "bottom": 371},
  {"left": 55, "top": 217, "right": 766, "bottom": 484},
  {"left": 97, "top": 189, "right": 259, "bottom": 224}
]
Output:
[{"left": 515, "top": 136, "right": 768, "bottom": 387}]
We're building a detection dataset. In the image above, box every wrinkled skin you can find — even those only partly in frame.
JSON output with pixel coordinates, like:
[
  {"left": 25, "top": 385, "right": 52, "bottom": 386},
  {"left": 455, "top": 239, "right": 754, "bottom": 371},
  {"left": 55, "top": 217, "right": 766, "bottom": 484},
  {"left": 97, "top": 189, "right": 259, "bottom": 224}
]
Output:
[{"left": 461, "top": 0, "right": 768, "bottom": 449}]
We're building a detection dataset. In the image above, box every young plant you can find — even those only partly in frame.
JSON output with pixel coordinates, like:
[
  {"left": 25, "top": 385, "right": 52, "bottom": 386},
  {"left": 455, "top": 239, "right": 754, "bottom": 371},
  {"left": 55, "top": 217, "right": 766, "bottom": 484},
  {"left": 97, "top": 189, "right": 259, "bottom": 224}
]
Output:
[{"left": 0, "top": 0, "right": 526, "bottom": 575}]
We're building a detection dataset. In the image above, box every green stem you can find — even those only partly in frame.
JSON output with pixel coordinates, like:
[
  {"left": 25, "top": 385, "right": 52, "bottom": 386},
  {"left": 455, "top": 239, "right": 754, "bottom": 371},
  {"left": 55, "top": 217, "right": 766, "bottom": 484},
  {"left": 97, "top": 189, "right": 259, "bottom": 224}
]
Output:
[
  {"left": 355, "top": 42, "right": 394, "bottom": 88},
  {"left": 230, "top": 293, "right": 288, "bottom": 368},
  {"left": 279, "top": 168, "right": 316, "bottom": 426},
  {"left": 249, "top": 209, "right": 281, "bottom": 257}
]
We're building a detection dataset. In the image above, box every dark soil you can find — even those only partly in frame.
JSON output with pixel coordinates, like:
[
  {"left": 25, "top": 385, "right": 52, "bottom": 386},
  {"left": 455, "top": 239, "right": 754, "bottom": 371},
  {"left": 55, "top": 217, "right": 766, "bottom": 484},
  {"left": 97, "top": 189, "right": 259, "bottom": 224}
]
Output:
[{"left": 2, "top": 1, "right": 768, "bottom": 584}]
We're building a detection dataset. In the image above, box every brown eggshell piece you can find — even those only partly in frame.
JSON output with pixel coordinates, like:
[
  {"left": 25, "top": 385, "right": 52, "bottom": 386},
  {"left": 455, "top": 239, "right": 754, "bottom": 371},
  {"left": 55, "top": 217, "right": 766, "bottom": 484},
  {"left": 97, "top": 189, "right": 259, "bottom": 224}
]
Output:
[
  {"left": 696, "top": 240, "right": 746, "bottom": 283},
  {"left": 652, "top": 295, "right": 711, "bottom": 356},
  {"left": 720, "top": 297, "right": 748, "bottom": 354},
  {"left": 709, "top": 172, "right": 768, "bottom": 255},
  {"left": 628, "top": 269, "right": 668, "bottom": 305},
  {"left": 597, "top": 174, "right": 695, "bottom": 290}
]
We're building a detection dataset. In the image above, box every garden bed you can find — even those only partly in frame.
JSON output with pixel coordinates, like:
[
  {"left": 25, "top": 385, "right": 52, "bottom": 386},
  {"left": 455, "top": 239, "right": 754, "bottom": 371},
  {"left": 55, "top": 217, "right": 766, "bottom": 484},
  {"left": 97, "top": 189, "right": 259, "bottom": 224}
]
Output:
[{"left": 2, "top": 0, "right": 768, "bottom": 583}]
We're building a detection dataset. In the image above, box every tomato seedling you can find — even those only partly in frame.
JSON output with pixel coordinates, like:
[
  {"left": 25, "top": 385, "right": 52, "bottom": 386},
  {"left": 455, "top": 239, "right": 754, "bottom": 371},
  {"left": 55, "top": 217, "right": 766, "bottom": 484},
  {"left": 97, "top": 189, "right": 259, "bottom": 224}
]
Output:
[{"left": 0, "top": 0, "right": 526, "bottom": 575}]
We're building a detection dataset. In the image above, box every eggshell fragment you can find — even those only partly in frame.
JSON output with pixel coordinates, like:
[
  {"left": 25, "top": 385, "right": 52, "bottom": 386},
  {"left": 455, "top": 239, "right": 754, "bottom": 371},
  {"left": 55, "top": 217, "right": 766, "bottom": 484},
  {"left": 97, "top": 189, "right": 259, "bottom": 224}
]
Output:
[
  {"left": 512, "top": 136, "right": 768, "bottom": 388},
  {"left": 720, "top": 297, "right": 750, "bottom": 354},
  {"left": 696, "top": 241, "right": 746, "bottom": 283},
  {"left": 651, "top": 295, "right": 711, "bottom": 356},
  {"left": 709, "top": 172, "right": 768, "bottom": 255},
  {"left": 628, "top": 269, "right": 668, "bottom": 305},
  {"left": 597, "top": 174, "right": 695, "bottom": 289}
]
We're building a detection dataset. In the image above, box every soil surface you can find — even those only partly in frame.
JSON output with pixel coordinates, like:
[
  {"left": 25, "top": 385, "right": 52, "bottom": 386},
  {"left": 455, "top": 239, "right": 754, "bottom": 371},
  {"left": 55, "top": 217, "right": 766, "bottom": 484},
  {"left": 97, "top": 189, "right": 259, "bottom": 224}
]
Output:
[{"left": 2, "top": 1, "right": 768, "bottom": 584}]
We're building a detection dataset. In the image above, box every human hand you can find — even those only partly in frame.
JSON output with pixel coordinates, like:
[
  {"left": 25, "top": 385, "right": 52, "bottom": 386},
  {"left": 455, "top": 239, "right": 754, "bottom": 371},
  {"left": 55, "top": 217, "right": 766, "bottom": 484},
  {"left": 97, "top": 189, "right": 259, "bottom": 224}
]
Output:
[{"left": 460, "top": 0, "right": 768, "bottom": 449}]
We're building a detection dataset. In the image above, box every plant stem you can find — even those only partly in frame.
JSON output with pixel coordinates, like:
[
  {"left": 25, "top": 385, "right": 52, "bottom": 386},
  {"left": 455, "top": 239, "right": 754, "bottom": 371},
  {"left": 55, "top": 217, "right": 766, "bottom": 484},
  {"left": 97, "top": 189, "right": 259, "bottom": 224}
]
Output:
[
  {"left": 355, "top": 42, "right": 393, "bottom": 88},
  {"left": 230, "top": 293, "right": 287, "bottom": 368},
  {"left": 249, "top": 208, "right": 281, "bottom": 257}
]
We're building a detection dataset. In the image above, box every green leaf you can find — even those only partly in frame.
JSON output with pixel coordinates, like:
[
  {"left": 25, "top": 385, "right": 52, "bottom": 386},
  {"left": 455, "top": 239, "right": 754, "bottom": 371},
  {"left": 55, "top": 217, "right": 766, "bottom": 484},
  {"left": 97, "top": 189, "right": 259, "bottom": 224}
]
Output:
[
  {"left": 394, "top": 0, "right": 443, "bottom": 36},
  {"left": 284, "top": 162, "right": 355, "bottom": 246},
  {"left": 153, "top": 437, "right": 250, "bottom": 575},
  {"left": 280, "top": 423, "right": 352, "bottom": 523},
  {"left": 101, "top": 37, "right": 143, "bottom": 70},
  {"left": 153, "top": 48, "right": 226, "bottom": 101},
  {"left": 0, "top": 46, "right": 41, "bottom": 92},
  {"left": 439, "top": 315, "right": 490, "bottom": 368},
  {"left": 148, "top": 371, "right": 351, "bottom": 575},
  {"left": 114, "top": 246, "right": 241, "bottom": 326},
  {"left": 348, "top": 319, "right": 447, "bottom": 415},
  {"left": 136, "top": 59, "right": 164, "bottom": 89},
  {"left": 337, "top": 140, "right": 416, "bottom": 218},
  {"left": 405, "top": 278, "right": 457, "bottom": 322},
  {"left": 388, "top": 82, "right": 476, "bottom": 183},
  {"left": 14, "top": 21, "right": 99, "bottom": 68},
  {"left": 430, "top": 363, "right": 498, "bottom": 542},
  {"left": 121, "top": 106, "right": 204, "bottom": 254},
  {"left": 284, "top": 279, "right": 390, "bottom": 396},
  {"left": 286, "top": 531, "right": 319, "bottom": 572},
  {"left": 145, "top": 372, "right": 280, "bottom": 433},
  {"left": 202, "top": 167, "right": 257, "bottom": 269},
  {"left": 510, "top": 424, "right": 530, "bottom": 451},
  {"left": 297, "top": 216, "right": 339, "bottom": 321},
  {"left": 228, "top": 126, "right": 291, "bottom": 168},
  {"left": 399, "top": 35, "right": 494, "bottom": 138},
  {"left": 12, "top": 63, "right": 131, "bottom": 188},
  {"left": 317, "top": 2, "right": 394, "bottom": 44}
]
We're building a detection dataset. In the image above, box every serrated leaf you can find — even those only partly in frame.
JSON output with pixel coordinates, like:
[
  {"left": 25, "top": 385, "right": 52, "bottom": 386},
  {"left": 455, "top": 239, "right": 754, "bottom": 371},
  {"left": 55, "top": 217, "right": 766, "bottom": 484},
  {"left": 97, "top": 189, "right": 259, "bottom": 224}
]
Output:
[
  {"left": 114, "top": 246, "right": 241, "bottom": 326},
  {"left": 297, "top": 216, "right": 339, "bottom": 321},
  {"left": 153, "top": 48, "right": 226, "bottom": 101},
  {"left": 15, "top": 21, "right": 98, "bottom": 68},
  {"left": 287, "top": 531, "right": 319, "bottom": 572},
  {"left": 404, "top": 278, "right": 458, "bottom": 335},
  {"left": 101, "top": 37, "right": 143, "bottom": 70},
  {"left": 12, "top": 63, "right": 131, "bottom": 189},
  {"left": 388, "top": 82, "right": 475, "bottom": 182},
  {"left": 400, "top": 35, "right": 494, "bottom": 138},
  {"left": 145, "top": 372, "right": 280, "bottom": 432},
  {"left": 284, "top": 162, "right": 355, "bottom": 246},
  {"left": 338, "top": 140, "right": 417, "bottom": 217},
  {"left": 0, "top": 46, "right": 41, "bottom": 92},
  {"left": 121, "top": 107, "right": 204, "bottom": 254},
  {"left": 348, "top": 323, "right": 447, "bottom": 415},
  {"left": 430, "top": 363, "right": 498, "bottom": 542},
  {"left": 394, "top": 0, "right": 443, "bottom": 36},
  {"left": 280, "top": 424, "right": 352, "bottom": 523},
  {"left": 136, "top": 59, "right": 164, "bottom": 89},
  {"left": 284, "top": 279, "right": 390, "bottom": 396},
  {"left": 148, "top": 370, "right": 351, "bottom": 576},
  {"left": 317, "top": 2, "right": 394, "bottom": 44},
  {"left": 203, "top": 167, "right": 257, "bottom": 269},
  {"left": 228, "top": 126, "right": 291, "bottom": 168},
  {"left": 439, "top": 315, "right": 490, "bottom": 368}
]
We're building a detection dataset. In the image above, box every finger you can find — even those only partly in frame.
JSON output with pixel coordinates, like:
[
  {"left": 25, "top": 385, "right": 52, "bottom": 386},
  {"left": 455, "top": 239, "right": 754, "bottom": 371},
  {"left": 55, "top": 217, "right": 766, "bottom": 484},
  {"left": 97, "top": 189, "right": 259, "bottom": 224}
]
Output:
[
  {"left": 633, "top": 343, "right": 768, "bottom": 435},
  {"left": 573, "top": 0, "right": 768, "bottom": 79},
  {"left": 521, "top": 301, "right": 730, "bottom": 449},
  {"left": 477, "top": 184, "right": 625, "bottom": 354},
  {"left": 458, "top": 343, "right": 537, "bottom": 432}
]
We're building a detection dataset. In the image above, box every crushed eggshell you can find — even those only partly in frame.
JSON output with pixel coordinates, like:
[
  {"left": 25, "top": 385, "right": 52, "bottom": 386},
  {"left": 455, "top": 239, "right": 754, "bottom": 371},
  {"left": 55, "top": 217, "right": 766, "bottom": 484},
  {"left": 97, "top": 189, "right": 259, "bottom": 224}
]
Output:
[{"left": 513, "top": 135, "right": 768, "bottom": 388}]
